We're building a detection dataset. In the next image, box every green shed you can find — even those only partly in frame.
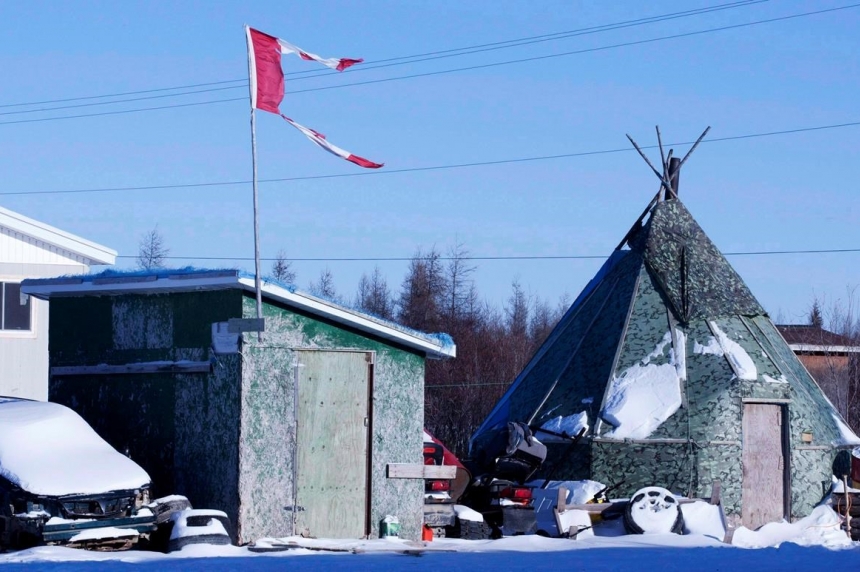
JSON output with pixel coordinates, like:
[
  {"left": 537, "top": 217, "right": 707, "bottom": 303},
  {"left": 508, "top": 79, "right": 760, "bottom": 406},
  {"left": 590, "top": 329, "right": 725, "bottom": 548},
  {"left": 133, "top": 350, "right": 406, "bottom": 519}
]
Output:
[
  {"left": 22, "top": 269, "right": 455, "bottom": 543},
  {"left": 471, "top": 196, "right": 860, "bottom": 531}
]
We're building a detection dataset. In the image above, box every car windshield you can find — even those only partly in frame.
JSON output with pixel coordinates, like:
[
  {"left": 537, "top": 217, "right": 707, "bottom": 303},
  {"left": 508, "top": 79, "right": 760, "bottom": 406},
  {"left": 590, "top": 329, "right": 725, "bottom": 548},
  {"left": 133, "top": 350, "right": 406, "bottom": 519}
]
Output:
[{"left": 0, "top": 399, "right": 150, "bottom": 496}]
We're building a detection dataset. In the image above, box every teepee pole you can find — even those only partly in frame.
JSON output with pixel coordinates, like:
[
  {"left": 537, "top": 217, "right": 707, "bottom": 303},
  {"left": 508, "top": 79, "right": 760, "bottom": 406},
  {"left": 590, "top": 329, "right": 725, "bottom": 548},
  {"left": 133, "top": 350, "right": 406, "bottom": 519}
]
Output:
[
  {"left": 678, "top": 126, "right": 711, "bottom": 171},
  {"left": 626, "top": 134, "right": 673, "bottom": 197}
]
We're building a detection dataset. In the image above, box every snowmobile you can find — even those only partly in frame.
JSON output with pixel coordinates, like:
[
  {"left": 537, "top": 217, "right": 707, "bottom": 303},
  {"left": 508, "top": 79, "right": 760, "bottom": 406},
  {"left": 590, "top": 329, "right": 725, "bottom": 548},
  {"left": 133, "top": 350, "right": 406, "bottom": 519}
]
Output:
[{"left": 461, "top": 422, "right": 549, "bottom": 537}]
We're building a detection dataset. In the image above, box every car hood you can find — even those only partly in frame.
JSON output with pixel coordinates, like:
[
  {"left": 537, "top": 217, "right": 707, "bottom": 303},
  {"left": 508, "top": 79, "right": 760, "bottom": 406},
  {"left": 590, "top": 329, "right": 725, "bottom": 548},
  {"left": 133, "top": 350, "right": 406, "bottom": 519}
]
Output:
[{"left": 0, "top": 399, "right": 151, "bottom": 497}]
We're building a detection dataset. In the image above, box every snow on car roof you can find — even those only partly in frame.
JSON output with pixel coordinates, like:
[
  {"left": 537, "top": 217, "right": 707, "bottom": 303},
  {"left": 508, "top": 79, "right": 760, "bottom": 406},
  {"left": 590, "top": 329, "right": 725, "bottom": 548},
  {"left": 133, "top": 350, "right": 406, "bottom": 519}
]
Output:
[{"left": 0, "top": 398, "right": 150, "bottom": 496}]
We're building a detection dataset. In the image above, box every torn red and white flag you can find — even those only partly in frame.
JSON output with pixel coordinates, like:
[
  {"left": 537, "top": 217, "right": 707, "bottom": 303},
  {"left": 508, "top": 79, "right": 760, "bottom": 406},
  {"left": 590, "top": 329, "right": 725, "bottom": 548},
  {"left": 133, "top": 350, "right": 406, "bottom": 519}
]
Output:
[
  {"left": 245, "top": 26, "right": 362, "bottom": 114},
  {"left": 280, "top": 115, "right": 383, "bottom": 169}
]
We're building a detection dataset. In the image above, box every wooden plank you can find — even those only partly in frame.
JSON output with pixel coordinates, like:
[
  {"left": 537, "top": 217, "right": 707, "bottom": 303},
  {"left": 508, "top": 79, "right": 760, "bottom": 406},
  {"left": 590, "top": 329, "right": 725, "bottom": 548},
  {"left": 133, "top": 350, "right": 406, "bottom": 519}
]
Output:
[
  {"left": 386, "top": 464, "right": 457, "bottom": 479},
  {"left": 51, "top": 361, "right": 211, "bottom": 375},
  {"left": 295, "top": 351, "right": 370, "bottom": 538},
  {"left": 742, "top": 403, "right": 786, "bottom": 529}
]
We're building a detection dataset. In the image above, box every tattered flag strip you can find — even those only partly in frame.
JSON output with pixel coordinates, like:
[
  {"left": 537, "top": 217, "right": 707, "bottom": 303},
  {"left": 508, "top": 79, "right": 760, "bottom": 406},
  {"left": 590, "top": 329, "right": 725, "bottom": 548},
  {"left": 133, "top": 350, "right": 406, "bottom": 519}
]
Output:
[{"left": 280, "top": 115, "right": 383, "bottom": 169}]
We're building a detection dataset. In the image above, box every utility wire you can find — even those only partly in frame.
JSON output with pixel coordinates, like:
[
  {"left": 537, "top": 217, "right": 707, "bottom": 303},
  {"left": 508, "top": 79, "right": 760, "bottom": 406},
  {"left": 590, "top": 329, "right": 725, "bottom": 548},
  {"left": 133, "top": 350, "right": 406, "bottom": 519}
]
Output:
[
  {"left": 285, "top": 0, "right": 768, "bottom": 79},
  {"left": 0, "top": 85, "right": 245, "bottom": 117},
  {"left": 0, "top": 0, "right": 763, "bottom": 110},
  {"left": 2, "top": 3, "right": 853, "bottom": 125},
  {"left": 3, "top": 119, "right": 860, "bottom": 197},
  {"left": 286, "top": 3, "right": 860, "bottom": 96},
  {"left": 0, "top": 79, "right": 247, "bottom": 109},
  {"left": 113, "top": 248, "right": 860, "bottom": 263}
]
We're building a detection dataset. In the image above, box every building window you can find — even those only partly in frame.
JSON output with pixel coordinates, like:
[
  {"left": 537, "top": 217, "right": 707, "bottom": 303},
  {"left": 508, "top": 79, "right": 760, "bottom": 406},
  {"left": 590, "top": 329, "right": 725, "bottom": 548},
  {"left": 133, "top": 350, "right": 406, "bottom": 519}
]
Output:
[{"left": 1, "top": 282, "right": 31, "bottom": 331}]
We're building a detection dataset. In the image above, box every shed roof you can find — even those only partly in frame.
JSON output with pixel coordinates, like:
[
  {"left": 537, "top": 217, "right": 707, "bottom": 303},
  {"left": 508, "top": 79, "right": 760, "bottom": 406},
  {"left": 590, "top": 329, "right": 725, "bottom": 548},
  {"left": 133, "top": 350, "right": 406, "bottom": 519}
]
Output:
[
  {"left": 776, "top": 324, "right": 860, "bottom": 354},
  {"left": 0, "top": 205, "right": 116, "bottom": 266},
  {"left": 21, "top": 268, "right": 455, "bottom": 360}
]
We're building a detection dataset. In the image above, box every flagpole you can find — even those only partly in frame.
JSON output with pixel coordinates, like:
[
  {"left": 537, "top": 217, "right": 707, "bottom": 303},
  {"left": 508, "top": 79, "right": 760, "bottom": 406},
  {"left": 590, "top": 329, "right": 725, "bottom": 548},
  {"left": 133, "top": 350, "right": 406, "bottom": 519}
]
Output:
[{"left": 246, "top": 26, "right": 264, "bottom": 335}]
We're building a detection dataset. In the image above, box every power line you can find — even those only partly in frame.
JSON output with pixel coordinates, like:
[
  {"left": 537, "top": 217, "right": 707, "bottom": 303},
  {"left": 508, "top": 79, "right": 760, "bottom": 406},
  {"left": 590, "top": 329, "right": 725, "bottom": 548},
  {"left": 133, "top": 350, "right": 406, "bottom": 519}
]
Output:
[
  {"left": 286, "top": 4, "right": 860, "bottom": 96},
  {"left": 285, "top": 0, "right": 768, "bottom": 79},
  {"left": 0, "top": 79, "right": 247, "bottom": 109},
  {"left": 113, "top": 248, "right": 860, "bottom": 263},
  {"left": 0, "top": 97, "right": 246, "bottom": 126},
  {"left": 3, "top": 119, "right": 860, "bottom": 197},
  {"left": 2, "top": 3, "right": 854, "bottom": 126},
  {"left": 0, "top": 0, "right": 763, "bottom": 110},
  {"left": 0, "top": 85, "right": 245, "bottom": 117}
]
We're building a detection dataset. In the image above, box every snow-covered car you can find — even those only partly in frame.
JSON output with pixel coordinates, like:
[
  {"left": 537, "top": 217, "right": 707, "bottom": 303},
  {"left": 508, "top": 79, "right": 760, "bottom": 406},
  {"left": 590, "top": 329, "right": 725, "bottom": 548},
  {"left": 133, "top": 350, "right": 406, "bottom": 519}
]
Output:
[{"left": 0, "top": 397, "right": 156, "bottom": 550}]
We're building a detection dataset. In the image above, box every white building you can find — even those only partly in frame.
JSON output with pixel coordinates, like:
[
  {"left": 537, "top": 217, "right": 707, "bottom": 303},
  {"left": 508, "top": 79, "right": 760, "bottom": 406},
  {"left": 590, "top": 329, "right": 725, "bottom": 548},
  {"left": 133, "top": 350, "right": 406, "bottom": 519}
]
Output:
[{"left": 0, "top": 205, "right": 115, "bottom": 400}]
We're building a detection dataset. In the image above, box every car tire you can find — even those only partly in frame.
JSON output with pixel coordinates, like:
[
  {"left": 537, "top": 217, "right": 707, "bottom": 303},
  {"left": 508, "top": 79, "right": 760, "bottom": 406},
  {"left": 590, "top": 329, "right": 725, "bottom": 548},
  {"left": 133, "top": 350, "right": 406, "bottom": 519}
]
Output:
[{"left": 623, "top": 486, "right": 684, "bottom": 535}]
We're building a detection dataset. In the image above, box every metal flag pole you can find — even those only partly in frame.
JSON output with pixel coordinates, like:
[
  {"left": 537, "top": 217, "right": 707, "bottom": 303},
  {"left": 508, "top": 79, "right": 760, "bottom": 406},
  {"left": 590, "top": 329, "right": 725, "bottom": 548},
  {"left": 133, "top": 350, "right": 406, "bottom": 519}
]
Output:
[{"left": 245, "top": 26, "right": 264, "bottom": 337}]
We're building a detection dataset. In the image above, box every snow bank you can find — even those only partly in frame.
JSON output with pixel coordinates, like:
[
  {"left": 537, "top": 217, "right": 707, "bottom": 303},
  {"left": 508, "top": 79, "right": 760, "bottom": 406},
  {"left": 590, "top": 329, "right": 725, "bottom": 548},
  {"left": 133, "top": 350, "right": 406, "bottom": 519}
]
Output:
[
  {"left": 680, "top": 501, "right": 726, "bottom": 540},
  {"left": 602, "top": 332, "right": 683, "bottom": 439},
  {"left": 0, "top": 399, "right": 150, "bottom": 496},
  {"left": 732, "top": 506, "right": 852, "bottom": 549}
]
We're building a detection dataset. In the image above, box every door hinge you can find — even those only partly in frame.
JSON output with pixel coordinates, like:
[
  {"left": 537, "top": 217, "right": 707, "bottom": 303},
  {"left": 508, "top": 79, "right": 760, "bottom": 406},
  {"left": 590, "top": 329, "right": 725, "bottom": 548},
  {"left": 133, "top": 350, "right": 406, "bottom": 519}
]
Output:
[
  {"left": 778, "top": 456, "right": 784, "bottom": 470},
  {"left": 364, "top": 417, "right": 369, "bottom": 427}
]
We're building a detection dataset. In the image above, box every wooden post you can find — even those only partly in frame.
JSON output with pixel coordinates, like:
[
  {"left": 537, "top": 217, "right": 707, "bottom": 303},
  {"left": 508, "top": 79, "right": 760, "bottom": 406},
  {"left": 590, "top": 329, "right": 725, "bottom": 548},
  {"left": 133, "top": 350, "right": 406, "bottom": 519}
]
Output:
[{"left": 668, "top": 156, "right": 681, "bottom": 198}]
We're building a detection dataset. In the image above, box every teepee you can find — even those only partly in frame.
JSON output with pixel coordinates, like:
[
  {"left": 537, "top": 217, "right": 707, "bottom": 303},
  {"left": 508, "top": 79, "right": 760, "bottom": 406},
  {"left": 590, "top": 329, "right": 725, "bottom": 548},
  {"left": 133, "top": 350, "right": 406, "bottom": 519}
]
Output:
[{"left": 470, "top": 132, "right": 860, "bottom": 528}]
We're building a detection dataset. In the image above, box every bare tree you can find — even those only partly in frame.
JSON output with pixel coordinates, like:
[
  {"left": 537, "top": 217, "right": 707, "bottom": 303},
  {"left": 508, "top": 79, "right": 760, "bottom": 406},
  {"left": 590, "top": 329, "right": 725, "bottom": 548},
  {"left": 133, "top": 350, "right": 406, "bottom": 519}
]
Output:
[
  {"left": 136, "top": 226, "right": 169, "bottom": 270},
  {"left": 356, "top": 266, "right": 394, "bottom": 320},
  {"left": 271, "top": 250, "right": 296, "bottom": 284},
  {"left": 309, "top": 268, "right": 338, "bottom": 301},
  {"left": 444, "top": 242, "right": 476, "bottom": 328},
  {"left": 398, "top": 247, "right": 445, "bottom": 332},
  {"left": 806, "top": 291, "right": 860, "bottom": 434}
]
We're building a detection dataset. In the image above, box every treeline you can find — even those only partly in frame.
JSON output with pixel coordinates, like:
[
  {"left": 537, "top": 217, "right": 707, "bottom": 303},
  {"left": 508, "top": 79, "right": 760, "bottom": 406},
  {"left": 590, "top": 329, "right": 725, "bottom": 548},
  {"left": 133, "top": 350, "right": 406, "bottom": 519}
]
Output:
[
  {"left": 271, "top": 245, "right": 570, "bottom": 457},
  {"left": 804, "top": 299, "right": 860, "bottom": 438}
]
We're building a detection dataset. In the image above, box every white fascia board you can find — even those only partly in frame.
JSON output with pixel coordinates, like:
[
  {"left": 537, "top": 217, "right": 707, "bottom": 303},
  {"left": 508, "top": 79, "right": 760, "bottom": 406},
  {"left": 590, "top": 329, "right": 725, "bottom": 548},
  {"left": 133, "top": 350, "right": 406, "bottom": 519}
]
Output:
[
  {"left": 238, "top": 277, "right": 456, "bottom": 360},
  {"left": 21, "top": 274, "right": 238, "bottom": 298},
  {"left": 0, "top": 205, "right": 116, "bottom": 265},
  {"left": 21, "top": 273, "right": 455, "bottom": 359},
  {"left": 788, "top": 343, "right": 860, "bottom": 354}
]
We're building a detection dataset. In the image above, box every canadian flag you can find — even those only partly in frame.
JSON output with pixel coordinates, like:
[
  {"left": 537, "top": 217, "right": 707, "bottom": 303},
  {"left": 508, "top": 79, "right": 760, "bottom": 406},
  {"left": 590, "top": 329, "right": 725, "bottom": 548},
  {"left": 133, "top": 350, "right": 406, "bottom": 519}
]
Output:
[
  {"left": 245, "top": 26, "right": 381, "bottom": 168},
  {"left": 245, "top": 26, "right": 362, "bottom": 114}
]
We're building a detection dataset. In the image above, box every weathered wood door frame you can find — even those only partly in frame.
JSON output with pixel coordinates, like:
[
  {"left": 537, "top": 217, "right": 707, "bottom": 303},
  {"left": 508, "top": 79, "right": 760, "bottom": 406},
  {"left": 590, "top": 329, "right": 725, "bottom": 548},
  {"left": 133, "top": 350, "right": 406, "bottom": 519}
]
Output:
[
  {"left": 293, "top": 349, "right": 374, "bottom": 538},
  {"left": 741, "top": 400, "right": 791, "bottom": 528}
]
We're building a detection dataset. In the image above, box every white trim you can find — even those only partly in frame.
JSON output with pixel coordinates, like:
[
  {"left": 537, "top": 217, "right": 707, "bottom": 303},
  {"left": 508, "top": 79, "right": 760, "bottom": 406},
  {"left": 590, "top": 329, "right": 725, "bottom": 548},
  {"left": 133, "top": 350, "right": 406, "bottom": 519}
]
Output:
[
  {"left": 21, "top": 272, "right": 455, "bottom": 360},
  {"left": 0, "top": 205, "right": 116, "bottom": 265},
  {"left": 235, "top": 277, "right": 454, "bottom": 359},
  {"left": 788, "top": 343, "right": 860, "bottom": 354}
]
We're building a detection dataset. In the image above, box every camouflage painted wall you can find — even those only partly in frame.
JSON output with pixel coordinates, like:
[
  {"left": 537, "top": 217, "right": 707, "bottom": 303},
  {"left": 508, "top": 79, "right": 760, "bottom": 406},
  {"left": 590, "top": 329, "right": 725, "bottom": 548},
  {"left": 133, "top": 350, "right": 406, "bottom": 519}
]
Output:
[
  {"left": 238, "top": 296, "right": 426, "bottom": 542},
  {"left": 49, "top": 291, "right": 243, "bottom": 528},
  {"left": 49, "top": 288, "right": 429, "bottom": 543}
]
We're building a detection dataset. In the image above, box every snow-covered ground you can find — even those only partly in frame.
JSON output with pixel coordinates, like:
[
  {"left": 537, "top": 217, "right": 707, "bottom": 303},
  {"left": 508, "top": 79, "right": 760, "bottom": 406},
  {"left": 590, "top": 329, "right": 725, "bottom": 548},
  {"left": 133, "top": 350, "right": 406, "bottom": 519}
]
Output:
[{"left": 1, "top": 505, "right": 856, "bottom": 572}]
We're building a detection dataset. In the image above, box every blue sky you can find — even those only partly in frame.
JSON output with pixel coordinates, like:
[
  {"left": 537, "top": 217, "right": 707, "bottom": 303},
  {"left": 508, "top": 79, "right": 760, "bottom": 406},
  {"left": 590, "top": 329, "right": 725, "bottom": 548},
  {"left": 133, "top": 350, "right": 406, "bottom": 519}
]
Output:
[{"left": 2, "top": 0, "right": 859, "bottom": 323}]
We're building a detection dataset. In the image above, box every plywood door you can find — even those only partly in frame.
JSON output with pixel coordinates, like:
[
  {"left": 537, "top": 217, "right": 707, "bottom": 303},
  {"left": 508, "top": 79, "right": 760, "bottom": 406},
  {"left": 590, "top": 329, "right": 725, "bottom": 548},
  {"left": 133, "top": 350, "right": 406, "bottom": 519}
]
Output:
[
  {"left": 742, "top": 403, "right": 787, "bottom": 529},
  {"left": 295, "top": 351, "right": 370, "bottom": 538}
]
